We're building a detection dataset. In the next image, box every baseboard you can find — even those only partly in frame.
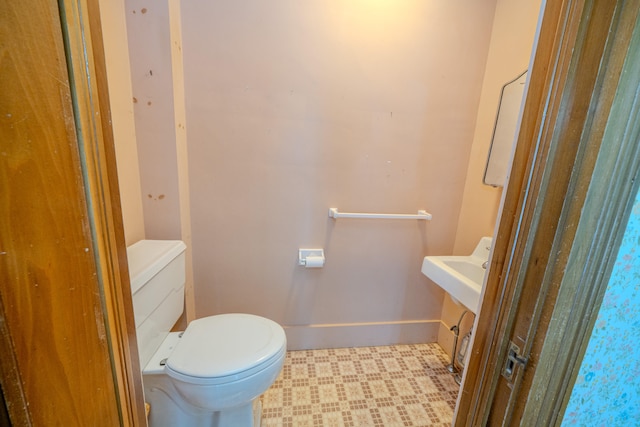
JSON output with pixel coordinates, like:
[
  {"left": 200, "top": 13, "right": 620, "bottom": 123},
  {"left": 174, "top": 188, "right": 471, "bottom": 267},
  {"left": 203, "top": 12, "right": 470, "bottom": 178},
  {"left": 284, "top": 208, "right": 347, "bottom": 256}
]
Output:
[{"left": 284, "top": 320, "right": 441, "bottom": 350}]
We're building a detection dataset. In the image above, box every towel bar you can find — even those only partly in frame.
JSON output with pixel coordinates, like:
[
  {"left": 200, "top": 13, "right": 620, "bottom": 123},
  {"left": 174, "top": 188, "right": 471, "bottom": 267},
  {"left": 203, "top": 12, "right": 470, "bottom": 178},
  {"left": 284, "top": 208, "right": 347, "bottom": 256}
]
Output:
[{"left": 328, "top": 208, "right": 432, "bottom": 220}]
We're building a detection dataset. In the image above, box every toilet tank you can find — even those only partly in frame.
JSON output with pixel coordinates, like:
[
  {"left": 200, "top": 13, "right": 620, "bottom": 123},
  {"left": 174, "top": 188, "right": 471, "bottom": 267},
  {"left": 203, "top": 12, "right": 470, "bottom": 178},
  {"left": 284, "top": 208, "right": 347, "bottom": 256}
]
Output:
[{"left": 127, "top": 240, "right": 187, "bottom": 368}]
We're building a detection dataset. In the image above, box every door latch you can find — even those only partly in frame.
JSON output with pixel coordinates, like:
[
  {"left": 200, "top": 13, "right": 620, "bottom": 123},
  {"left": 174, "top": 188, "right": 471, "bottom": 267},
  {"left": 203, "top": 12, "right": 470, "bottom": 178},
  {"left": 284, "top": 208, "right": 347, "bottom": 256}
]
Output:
[{"left": 502, "top": 341, "right": 528, "bottom": 381}]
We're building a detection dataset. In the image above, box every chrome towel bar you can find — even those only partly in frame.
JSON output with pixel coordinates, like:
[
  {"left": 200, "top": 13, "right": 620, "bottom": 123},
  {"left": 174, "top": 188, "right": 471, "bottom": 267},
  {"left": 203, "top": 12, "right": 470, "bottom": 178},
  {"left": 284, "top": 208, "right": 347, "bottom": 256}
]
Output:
[{"left": 328, "top": 208, "right": 432, "bottom": 220}]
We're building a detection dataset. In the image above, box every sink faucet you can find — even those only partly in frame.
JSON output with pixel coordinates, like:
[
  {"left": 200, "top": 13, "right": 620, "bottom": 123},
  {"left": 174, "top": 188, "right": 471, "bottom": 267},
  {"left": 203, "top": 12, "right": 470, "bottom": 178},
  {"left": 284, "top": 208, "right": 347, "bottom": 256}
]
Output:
[{"left": 482, "top": 260, "right": 489, "bottom": 269}]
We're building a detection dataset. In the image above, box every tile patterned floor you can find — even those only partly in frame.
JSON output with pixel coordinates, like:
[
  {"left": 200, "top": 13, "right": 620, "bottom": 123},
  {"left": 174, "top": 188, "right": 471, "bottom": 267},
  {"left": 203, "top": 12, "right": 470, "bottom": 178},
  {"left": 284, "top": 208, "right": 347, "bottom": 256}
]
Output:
[{"left": 260, "top": 343, "right": 459, "bottom": 427}]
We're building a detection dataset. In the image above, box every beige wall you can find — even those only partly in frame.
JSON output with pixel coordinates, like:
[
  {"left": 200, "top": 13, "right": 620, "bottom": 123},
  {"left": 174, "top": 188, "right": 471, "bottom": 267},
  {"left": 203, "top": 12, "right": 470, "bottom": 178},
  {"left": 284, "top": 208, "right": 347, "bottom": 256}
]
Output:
[
  {"left": 439, "top": 0, "right": 544, "bottom": 356},
  {"left": 125, "top": 0, "right": 182, "bottom": 240},
  {"left": 98, "top": 0, "right": 145, "bottom": 246},
  {"left": 109, "top": 0, "right": 541, "bottom": 351},
  {"left": 181, "top": 1, "right": 497, "bottom": 349}
]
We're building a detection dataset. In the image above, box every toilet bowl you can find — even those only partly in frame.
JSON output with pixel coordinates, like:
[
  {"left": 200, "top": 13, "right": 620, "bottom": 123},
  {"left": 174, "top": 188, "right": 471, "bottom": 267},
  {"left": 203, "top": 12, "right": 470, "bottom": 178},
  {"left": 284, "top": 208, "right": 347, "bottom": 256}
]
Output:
[
  {"left": 143, "top": 314, "right": 286, "bottom": 427},
  {"left": 127, "top": 240, "right": 286, "bottom": 427}
]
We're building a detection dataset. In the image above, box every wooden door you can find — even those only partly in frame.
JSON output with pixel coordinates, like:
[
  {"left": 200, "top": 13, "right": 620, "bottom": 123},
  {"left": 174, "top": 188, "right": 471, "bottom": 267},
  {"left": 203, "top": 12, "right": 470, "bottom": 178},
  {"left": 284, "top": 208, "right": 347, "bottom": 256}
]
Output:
[
  {"left": 0, "top": 0, "right": 145, "bottom": 425},
  {"left": 456, "top": 0, "right": 640, "bottom": 425}
]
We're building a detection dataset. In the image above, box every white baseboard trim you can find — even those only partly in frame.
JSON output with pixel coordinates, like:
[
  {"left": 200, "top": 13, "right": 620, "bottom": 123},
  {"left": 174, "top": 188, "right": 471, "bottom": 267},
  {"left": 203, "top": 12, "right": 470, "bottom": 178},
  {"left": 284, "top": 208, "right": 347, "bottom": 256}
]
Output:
[{"left": 284, "top": 319, "right": 441, "bottom": 350}]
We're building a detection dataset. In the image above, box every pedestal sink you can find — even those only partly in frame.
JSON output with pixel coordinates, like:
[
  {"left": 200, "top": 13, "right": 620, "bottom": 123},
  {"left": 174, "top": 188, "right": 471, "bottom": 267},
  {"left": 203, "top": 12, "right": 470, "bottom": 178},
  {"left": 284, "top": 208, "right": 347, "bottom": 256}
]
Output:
[{"left": 421, "top": 237, "right": 492, "bottom": 314}]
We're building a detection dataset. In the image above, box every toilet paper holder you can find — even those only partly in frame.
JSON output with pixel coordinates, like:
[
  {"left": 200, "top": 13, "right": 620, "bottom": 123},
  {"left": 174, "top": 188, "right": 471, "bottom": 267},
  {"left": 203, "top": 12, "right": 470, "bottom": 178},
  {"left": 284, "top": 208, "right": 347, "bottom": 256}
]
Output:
[{"left": 298, "top": 249, "right": 325, "bottom": 268}]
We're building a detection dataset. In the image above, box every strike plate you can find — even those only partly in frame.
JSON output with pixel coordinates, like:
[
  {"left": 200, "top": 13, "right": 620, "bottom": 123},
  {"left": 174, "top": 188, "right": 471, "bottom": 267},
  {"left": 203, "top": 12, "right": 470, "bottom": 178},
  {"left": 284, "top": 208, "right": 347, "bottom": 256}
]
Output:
[{"left": 502, "top": 341, "right": 528, "bottom": 381}]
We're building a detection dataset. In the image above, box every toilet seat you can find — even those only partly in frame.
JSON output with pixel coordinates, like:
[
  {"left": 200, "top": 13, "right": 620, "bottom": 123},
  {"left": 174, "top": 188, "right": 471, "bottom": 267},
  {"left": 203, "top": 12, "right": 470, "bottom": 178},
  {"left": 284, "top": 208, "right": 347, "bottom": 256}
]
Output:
[{"left": 165, "top": 313, "right": 287, "bottom": 386}]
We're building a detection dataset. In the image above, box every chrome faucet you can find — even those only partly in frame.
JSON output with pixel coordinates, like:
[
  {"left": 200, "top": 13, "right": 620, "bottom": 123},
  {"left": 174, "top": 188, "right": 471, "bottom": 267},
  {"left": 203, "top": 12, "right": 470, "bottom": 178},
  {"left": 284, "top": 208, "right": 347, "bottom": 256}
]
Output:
[{"left": 482, "top": 260, "right": 489, "bottom": 269}]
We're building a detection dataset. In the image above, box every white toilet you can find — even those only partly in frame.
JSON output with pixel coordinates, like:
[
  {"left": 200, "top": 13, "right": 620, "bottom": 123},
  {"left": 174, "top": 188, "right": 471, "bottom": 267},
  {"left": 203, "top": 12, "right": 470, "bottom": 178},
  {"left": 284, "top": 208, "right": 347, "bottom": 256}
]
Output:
[{"left": 127, "top": 240, "right": 287, "bottom": 427}]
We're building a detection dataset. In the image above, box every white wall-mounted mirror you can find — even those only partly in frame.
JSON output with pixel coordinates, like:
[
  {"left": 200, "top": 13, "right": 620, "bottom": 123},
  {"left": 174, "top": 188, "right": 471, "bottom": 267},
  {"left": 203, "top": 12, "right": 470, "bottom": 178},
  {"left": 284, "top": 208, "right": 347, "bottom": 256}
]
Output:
[{"left": 483, "top": 70, "right": 528, "bottom": 187}]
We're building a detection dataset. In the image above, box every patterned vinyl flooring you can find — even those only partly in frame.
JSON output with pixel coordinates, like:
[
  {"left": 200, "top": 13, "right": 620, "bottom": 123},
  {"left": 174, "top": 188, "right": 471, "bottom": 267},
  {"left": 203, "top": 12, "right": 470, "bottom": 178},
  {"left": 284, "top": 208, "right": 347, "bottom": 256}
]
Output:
[{"left": 260, "top": 343, "right": 459, "bottom": 427}]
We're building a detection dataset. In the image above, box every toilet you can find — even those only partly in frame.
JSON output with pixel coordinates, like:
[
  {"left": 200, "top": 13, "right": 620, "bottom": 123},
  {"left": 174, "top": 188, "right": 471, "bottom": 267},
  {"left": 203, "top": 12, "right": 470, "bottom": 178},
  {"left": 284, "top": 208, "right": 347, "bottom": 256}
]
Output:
[{"left": 127, "top": 240, "right": 286, "bottom": 427}]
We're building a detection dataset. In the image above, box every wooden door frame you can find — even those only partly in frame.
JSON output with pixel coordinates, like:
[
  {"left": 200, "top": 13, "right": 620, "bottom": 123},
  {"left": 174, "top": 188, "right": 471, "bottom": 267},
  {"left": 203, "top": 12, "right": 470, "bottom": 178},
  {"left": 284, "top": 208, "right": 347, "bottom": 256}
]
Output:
[
  {"left": 1, "top": 0, "right": 145, "bottom": 425},
  {"left": 456, "top": 0, "right": 640, "bottom": 425},
  {"left": 59, "top": 0, "right": 147, "bottom": 425},
  {"left": 524, "top": 3, "right": 640, "bottom": 424}
]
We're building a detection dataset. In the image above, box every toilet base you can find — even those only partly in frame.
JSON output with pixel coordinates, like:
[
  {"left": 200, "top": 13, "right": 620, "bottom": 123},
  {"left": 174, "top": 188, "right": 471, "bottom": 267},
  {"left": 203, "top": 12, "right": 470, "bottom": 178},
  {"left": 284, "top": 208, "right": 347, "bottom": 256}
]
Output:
[
  {"left": 144, "top": 374, "right": 263, "bottom": 427},
  {"left": 253, "top": 400, "right": 263, "bottom": 426},
  {"left": 210, "top": 401, "right": 259, "bottom": 427}
]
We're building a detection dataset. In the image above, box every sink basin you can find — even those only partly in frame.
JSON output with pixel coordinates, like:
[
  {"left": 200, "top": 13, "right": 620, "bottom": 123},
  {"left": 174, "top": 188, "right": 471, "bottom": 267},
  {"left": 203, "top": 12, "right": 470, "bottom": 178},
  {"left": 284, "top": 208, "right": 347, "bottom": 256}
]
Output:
[{"left": 421, "top": 237, "right": 492, "bottom": 314}]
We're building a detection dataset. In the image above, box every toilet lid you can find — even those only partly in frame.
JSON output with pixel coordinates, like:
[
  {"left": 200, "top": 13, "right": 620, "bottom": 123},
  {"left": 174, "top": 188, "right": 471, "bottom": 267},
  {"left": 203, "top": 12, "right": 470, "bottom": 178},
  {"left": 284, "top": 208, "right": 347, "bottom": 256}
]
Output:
[{"left": 165, "top": 314, "right": 286, "bottom": 380}]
